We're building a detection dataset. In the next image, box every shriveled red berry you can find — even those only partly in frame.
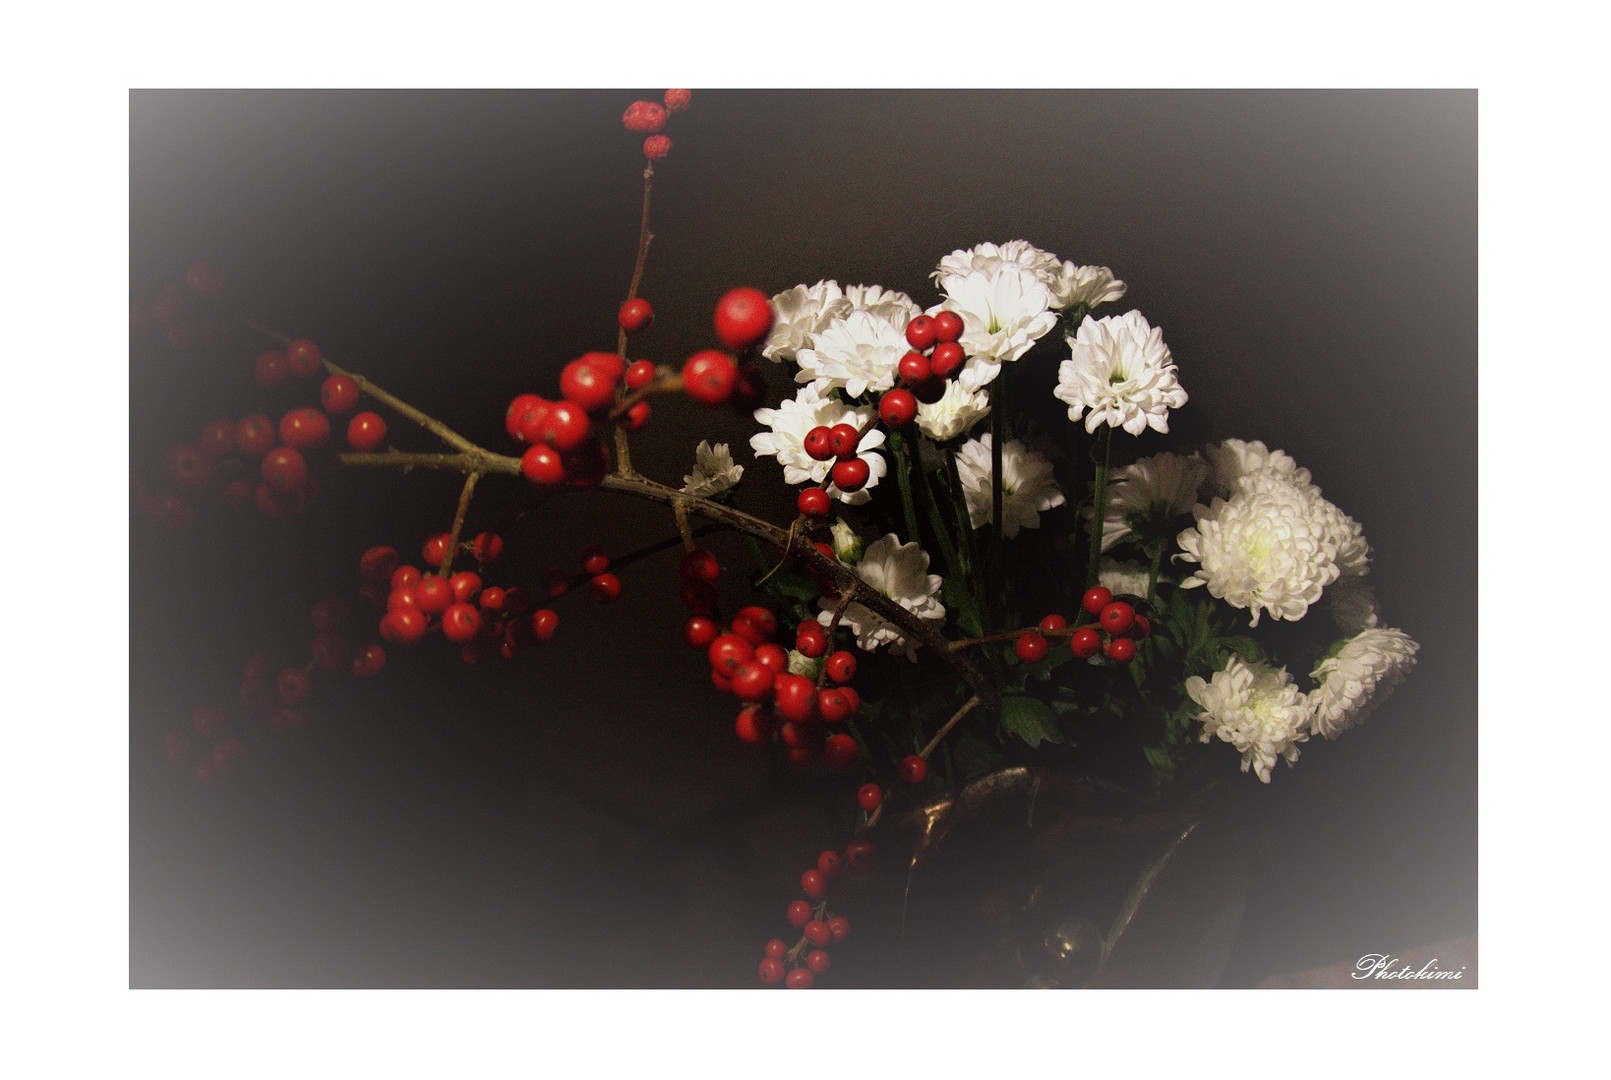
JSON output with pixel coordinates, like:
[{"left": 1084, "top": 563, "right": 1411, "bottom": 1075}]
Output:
[
  {"left": 795, "top": 620, "right": 827, "bottom": 658},
  {"left": 260, "top": 446, "right": 307, "bottom": 494},
  {"left": 664, "top": 88, "right": 691, "bottom": 112},
  {"left": 1038, "top": 613, "right": 1068, "bottom": 633},
  {"left": 758, "top": 957, "right": 785, "bottom": 985},
  {"left": 785, "top": 968, "right": 814, "bottom": 989},
  {"left": 622, "top": 99, "right": 667, "bottom": 133},
  {"left": 589, "top": 573, "right": 622, "bottom": 603},
  {"left": 879, "top": 388, "right": 917, "bottom": 427},
  {"left": 618, "top": 298, "right": 654, "bottom": 333},
  {"left": 680, "top": 548, "right": 720, "bottom": 583},
  {"left": 1070, "top": 626, "right": 1102, "bottom": 659},
  {"left": 797, "top": 488, "right": 830, "bottom": 518},
  {"left": 254, "top": 350, "right": 288, "bottom": 388},
  {"left": 642, "top": 135, "right": 671, "bottom": 160},
  {"left": 898, "top": 350, "right": 932, "bottom": 382},
  {"left": 787, "top": 899, "right": 813, "bottom": 927},
  {"left": 351, "top": 643, "right": 386, "bottom": 677},
  {"left": 1099, "top": 600, "right": 1135, "bottom": 636},
  {"left": 905, "top": 315, "right": 937, "bottom": 351},
  {"left": 1082, "top": 586, "right": 1113, "bottom": 615},
  {"left": 285, "top": 338, "right": 323, "bottom": 377},
  {"left": 347, "top": 411, "right": 387, "bottom": 451},
  {"left": 441, "top": 602, "right": 482, "bottom": 644},
  {"left": 801, "top": 871, "right": 827, "bottom": 900},
  {"left": 830, "top": 457, "right": 870, "bottom": 492},
  {"left": 624, "top": 360, "right": 657, "bottom": 390},
  {"left": 932, "top": 310, "right": 964, "bottom": 344},
  {"left": 824, "top": 732, "right": 858, "bottom": 769},
  {"left": 825, "top": 650, "right": 857, "bottom": 684},
  {"left": 532, "top": 608, "right": 559, "bottom": 640},
  {"left": 1015, "top": 632, "right": 1049, "bottom": 664},
  {"left": 321, "top": 375, "right": 359, "bottom": 414},
  {"left": 1105, "top": 636, "right": 1137, "bottom": 663},
  {"left": 856, "top": 783, "right": 883, "bottom": 813},
  {"left": 899, "top": 754, "right": 930, "bottom": 784},
  {"left": 929, "top": 341, "right": 965, "bottom": 378},
  {"left": 236, "top": 414, "right": 276, "bottom": 457},
  {"left": 713, "top": 287, "right": 774, "bottom": 351},
  {"left": 682, "top": 349, "right": 738, "bottom": 405}
]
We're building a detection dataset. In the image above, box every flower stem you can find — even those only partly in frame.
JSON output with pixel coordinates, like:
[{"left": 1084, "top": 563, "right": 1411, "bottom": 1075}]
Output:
[
  {"left": 1147, "top": 540, "right": 1163, "bottom": 603},
  {"left": 1085, "top": 425, "right": 1112, "bottom": 591},
  {"left": 888, "top": 429, "right": 922, "bottom": 547}
]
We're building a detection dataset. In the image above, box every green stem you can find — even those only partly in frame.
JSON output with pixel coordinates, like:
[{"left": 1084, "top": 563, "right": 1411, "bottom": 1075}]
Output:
[
  {"left": 1085, "top": 426, "right": 1112, "bottom": 591},
  {"left": 1147, "top": 541, "right": 1163, "bottom": 603},
  {"left": 889, "top": 429, "right": 922, "bottom": 548}
]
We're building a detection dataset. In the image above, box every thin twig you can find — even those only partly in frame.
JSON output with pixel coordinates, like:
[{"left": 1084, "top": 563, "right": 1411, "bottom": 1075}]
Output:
[
  {"left": 919, "top": 694, "right": 984, "bottom": 759},
  {"left": 435, "top": 471, "right": 481, "bottom": 578}
]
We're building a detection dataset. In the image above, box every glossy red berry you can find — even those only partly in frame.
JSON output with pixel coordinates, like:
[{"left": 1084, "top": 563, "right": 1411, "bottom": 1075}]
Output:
[
  {"left": 441, "top": 602, "right": 482, "bottom": 644},
  {"left": 589, "top": 573, "right": 622, "bottom": 603},
  {"left": 932, "top": 310, "right": 964, "bottom": 344},
  {"left": 620, "top": 364, "right": 654, "bottom": 395},
  {"left": 236, "top": 414, "right": 276, "bottom": 457},
  {"left": 531, "top": 608, "right": 559, "bottom": 641},
  {"left": 320, "top": 375, "right": 360, "bottom": 415},
  {"left": 390, "top": 564, "right": 422, "bottom": 591},
  {"left": 787, "top": 899, "right": 813, "bottom": 928},
  {"left": 824, "top": 733, "right": 858, "bottom": 769},
  {"left": 351, "top": 643, "right": 386, "bottom": 677},
  {"left": 929, "top": 341, "right": 965, "bottom": 378},
  {"left": 1070, "top": 626, "right": 1103, "bottom": 659},
  {"left": 713, "top": 286, "right": 774, "bottom": 351},
  {"left": 879, "top": 388, "right": 917, "bottom": 427},
  {"left": 448, "top": 571, "right": 482, "bottom": 603},
  {"left": 1015, "top": 632, "right": 1049, "bottom": 664},
  {"left": 1099, "top": 600, "right": 1135, "bottom": 636},
  {"left": 899, "top": 754, "right": 930, "bottom": 784},
  {"left": 857, "top": 783, "right": 883, "bottom": 813},
  {"left": 772, "top": 674, "right": 818, "bottom": 723},
  {"left": 805, "top": 949, "right": 831, "bottom": 976},
  {"left": 260, "top": 446, "right": 307, "bottom": 494},
  {"left": 682, "top": 349, "right": 739, "bottom": 405},
  {"left": 642, "top": 135, "right": 671, "bottom": 160},
  {"left": 758, "top": 957, "right": 785, "bottom": 985},
  {"left": 830, "top": 458, "right": 870, "bottom": 492},
  {"left": 803, "top": 426, "right": 835, "bottom": 461},
  {"left": 578, "top": 543, "right": 609, "bottom": 576},
  {"left": 382, "top": 607, "right": 428, "bottom": 644},
  {"left": 734, "top": 705, "right": 773, "bottom": 744},
  {"left": 664, "top": 88, "right": 691, "bottom": 112},
  {"left": 520, "top": 443, "right": 565, "bottom": 485},
  {"left": 1130, "top": 614, "right": 1151, "bottom": 639},
  {"left": 795, "top": 620, "right": 827, "bottom": 658},
  {"left": 415, "top": 575, "right": 454, "bottom": 615},
  {"left": 828, "top": 915, "right": 850, "bottom": 942},
  {"left": 618, "top": 298, "right": 654, "bottom": 333},
  {"left": 817, "top": 689, "right": 855, "bottom": 725},
  {"left": 506, "top": 394, "right": 548, "bottom": 440},
  {"left": 816, "top": 850, "right": 842, "bottom": 879},
  {"left": 422, "top": 533, "right": 452, "bottom": 568},
  {"left": 825, "top": 650, "right": 857, "bottom": 684},
  {"left": 679, "top": 548, "right": 720, "bottom": 584},
  {"left": 537, "top": 400, "right": 592, "bottom": 451},
  {"left": 844, "top": 840, "right": 873, "bottom": 869},
  {"left": 827, "top": 424, "right": 860, "bottom": 460},
  {"left": 1082, "top": 586, "right": 1113, "bottom": 615},
  {"left": 1039, "top": 613, "right": 1068, "bottom": 633},
  {"left": 622, "top": 99, "right": 667, "bottom": 133},
  {"left": 285, "top": 338, "right": 323, "bottom": 377},
  {"left": 1105, "top": 637, "right": 1137, "bottom": 663},
  {"left": 905, "top": 314, "right": 937, "bottom": 350},
  {"left": 347, "top": 411, "right": 387, "bottom": 452},
  {"left": 559, "top": 356, "right": 621, "bottom": 415},
  {"left": 683, "top": 615, "right": 719, "bottom": 648},
  {"left": 898, "top": 350, "right": 932, "bottom": 383},
  {"left": 730, "top": 661, "right": 776, "bottom": 702},
  {"left": 708, "top": 634, "right": 755, "bottom": 677},
  {"left": 478, "top": 586, "right": 506, "bottom": 613},
  {"left": 254, "top": 350, "right": 288, "bottom": 388},
  {"left": 800, "top": 870, "right": 827, "bottom": 900},
  {"left": 785, "top": 968, "right": 814, "bottom": 990},
  {"left": 797, "top": 487, "right": 831, "bottom": 518},
  {"left": 753, "top": 643, "right": 789, "bottom": 673}
]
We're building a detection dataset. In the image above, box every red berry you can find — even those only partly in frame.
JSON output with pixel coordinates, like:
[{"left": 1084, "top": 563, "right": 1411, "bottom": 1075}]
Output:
[
  {"left": 1015, "top": 632, "right": 1049, "bottom": 664},
  {"left": 472, "top": 532, "right": 502, "bottom": 564},
  {"left": 1082, "top": 586, "right": 1113, "bottom": 615},
  {"left": 758, "top": 957, "right": 785, "bottom": 985},
  {"left": 642, "top": 135, "right": 671, "bottom": 160},
  {"left": 824, "top": 733, "right": 858, "bottom": 769},
  {"left": 622, "top": 99, "right": 667, "bottom": 133},
  {"left": 932, "top": 310, "right": 964, "bottom": 344},
  {"left": 929, "top": 341, "right": 965, "bottom": 378},
  {"left": 801, "top": 870, "right": 827, "bottom": 900},
  {"left": 905, "top": 315, "right": 937, "bottom": 350},
  {"left": 785, "top": 968, "right": 814, "bottom": 990},
  {"left": 844, "top": 840, "right": 873, "bottom": 869},
  {"left": 899, "top": 754, "right": 930, "bottom": 784},
  {"left": 1038, "top": 613, "right": 1068, "bottom": 633},
  {"left": 827, "top": 424, "right": 860, "bottom": 459},
  {"left": 857, "top": 783, "right": 883, "bottom": 813},
  {"left": 351, "top": 643, "right": 386, "bottom": 677},
  {"left": 830, "top": 458, "right": 870, "bottom": 492},
  {"left": 347, "top": 411, "right": 387, "bottom": 452},
  {"left": 506, "top": 394, "right": 548, "bottom": 440},
  {"left": 682, "top": 349, "right": 738, "bottom": 405},
  {"left": 753, "top": 643, "right": 788, "bottom": 672},
  {"left": 589, "top": 573, "right": 622, "bottom": 603},
  {"left": 735, "top": 606, "right": 777, "bottom": 640},
  {"left": 817, "top": 689, "right": 855, "bottom": 725},
  {"left": 713, "top": 287, "right": 774, "bottom": 351},
  {"left": 260, "top": 446, "right": 307, "bottom": 494},
  {"left": 1070, "top": 627, "right": 1102, "bottom": 659},
  {"left": 278, "top": 408, "right": 329, "bottom": 449},
  {"left": 422, "top": 533, "right": 452, "bottom": 568},
  {"left": 729, "top": 614, "right": 769, "bottom": 648},
  {"left": 1105, "top": 637, "right": 1137, "bottom": 663},
  {"left": 532, "top": 609, "right": 559, "bottom": 640},
  {"left": 236, "top": 414, "right": 275, "bottom": 457},
  {"left": 321, "top": 375, "right": 359, "bottom": 414},
  {"left": 561, "top": 439, "right": 609, "bottom": 489},
  {"left": 680, "top": 548, "right": 720, "bottom": 583},
  {"left": 382, "top": 607, "right": 428, "bottom": 644},
  {"left": 448, "top": 571, "right": 482, "bottom": 603},
  {"left": 805, "top": 949, "right": 831, "bottom": 976},
  {"left": 618, "top": 298, "right": 654, "bottom": 333},
  {"left": 898, "top": 350, "right": 932, "bottom": 382},
  {"left": 730, "top": 661, "right": 775, "bottom": 702},
  {"left": 708, "top": 633, "right": 754, "bottom": 677},
  {"left": 879, "top": 388, "right": 917, "bottom": 427},
  {"left": 255, "top": 350, "right": 288, "bottom": 388},
  {"left": 1099, "top": 600, "right": 1135, "bottom": 636},
  {"left": 623, "top": 401, "right": 651, "bottom": 431},
  {"left": 478, "top": 586, "right": 507, "bottom": 613},
  {"left": 682, "top": 615, "right": 717, "bottom": 648},
  {"left": 664, "top": 88, "right": 691, "bottom": 112},
  {"left": 390, "top": 565, "right": 422, "bottom": 591},
  {"left": 772, "top": 674, "right": 818, "bottom": 723},
  {"left": 441, "top": 602, "right": 481, "bottom": 644},
  {"left": 579, "top": 543, "right": 610, "bottom": 576},
  {"left": 764, "top": 937, "right": 787, "bottom": 960},
  {"left": 803, "top": 426, "right": 835, "bottom": 462},
  {"left": 828, "top": 915, "right": 850, "bottom": 942},
  {"left": 285, "top": 338, "right": 323, "bottom": 377},
  {"left": 797, "top": 488, "right": 831, "bottom": 518},
  {"left": 1130, "top": 614, "right": 1151, "bottom": 639},
  {"left": 795, "top": 620, "right": 827, "bottom": 658},
  {"left": 816, "top": 850, "right": 842, "bottom": 878},
  {"left": 415, "top": 575, "right": 454, "bottom": 615},
  {"left": 537, "top": 400, "right": 592, "bottom": 451},
  {"left": 787, "top": 900, "right": 813, "bottom": 927},
  {"left": 825, "top": 650, "right": 857, "bottom": 684},
  {"left": 559, "top": 356, "right": 620, "bottom": 415},
  {"left": 521, "top": 443, "right": 566, "bottom": 485},
  {"left": 734, "top": 705, "right": 772, "bottom": 744},
  {"left": 625, "top": 360, "right": 657, "bottom": 389}
]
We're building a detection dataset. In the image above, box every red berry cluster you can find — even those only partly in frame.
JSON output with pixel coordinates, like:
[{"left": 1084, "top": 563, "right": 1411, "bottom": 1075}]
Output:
[
  {"left": 794, "top": 419, "right": 879, "bottom": 514},
  {"left": 1013, "top": 587, "right": 1152, "bottom": 667},
  {"left": 507, "top": 352, "right": 621, "bottom": 490},
  {"left": 620, "top": 89, "right": 691, "bottom": 161},
  {"left": 898, "top": 310, "right": 967, "bottom": 403},
  {"left": 757, "top": 839, "right": 872, "bottom": 988}
]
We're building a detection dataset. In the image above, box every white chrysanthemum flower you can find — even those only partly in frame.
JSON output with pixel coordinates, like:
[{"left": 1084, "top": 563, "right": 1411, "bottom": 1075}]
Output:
[
  {"left": 818, "top": 534, "right": 946, "bottom": 659},
  {"left": 914, "top": 380, "right": 991, "bottom": 442},
  {"left": 681, "top": 441, "right": 743, "bottom": 498},
  {"left": 1175, "top": 472, "right": 1345, "bottom": 627},
  {"left": 751, "top": 384, "right": 887, "bottom": 505},
  {"left": 1325, "top": 578, "right": 1381, "bottom": 635},
  {"left": 843, "top": 283, "right": 922, "bottom": 332},
  {"left": 794, "top": 309, "right": 909, "bottom": 399},
  {"left": 1054, "top": 311, "right": 1187, "bottom": 436},
  {"left": 1308, "top": 627, "right": 1419, "bottom": 740},
  {"left": 1204, "top": 438, "right": 1311, "bottom": 497},
  {"left": 1100, "top": 451, "right": 1210, "bottom": 552},
  {"left": 955, "top": 434, "right": 1066, "bottom": 539},
  {"left": 1185, "top": 656, "right": 1312, "bottom": 783},
  {"left": 930, "top": 268, "right": 1059, "bottom": 392},
  {"left": 932, "top": 240, "right": 1126, "bottom": 311},
  {"left": 1099, "top": 558, "right": 1153, "bottom": 600},
  {"left": 762, "top": 280, "right": 851, "bottom": 363},
  {"left": 786, "top": 650, "right": 823, "bottom": 680}
]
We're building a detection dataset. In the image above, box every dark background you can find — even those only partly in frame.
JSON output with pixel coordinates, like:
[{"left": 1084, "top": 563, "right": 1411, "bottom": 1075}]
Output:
[{"left": 129, "top": 89, "right": 1476, "bottom": 987}]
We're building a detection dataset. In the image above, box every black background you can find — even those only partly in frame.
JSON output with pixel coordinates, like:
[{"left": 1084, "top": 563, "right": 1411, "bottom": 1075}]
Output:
[{"left": 129, "top": 89, "right": 1476, "bottom": 987}]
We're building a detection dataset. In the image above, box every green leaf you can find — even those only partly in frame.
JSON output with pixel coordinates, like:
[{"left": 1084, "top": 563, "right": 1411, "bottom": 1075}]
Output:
[
  {"left": 1218, "top": 635, "right": 1268, "bottom": 665},
  {"left": 999, "top": 693, "right": 1065, "bottom": 749},
  {"left": 756, "top": 565, "right": 821, "bottom": 604}
]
